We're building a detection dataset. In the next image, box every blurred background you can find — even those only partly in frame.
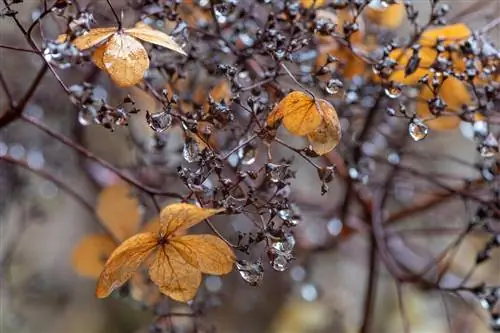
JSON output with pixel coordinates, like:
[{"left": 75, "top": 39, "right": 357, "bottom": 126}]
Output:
[{"left": 0, "top": 1, "right": 499, "bottom": 333}]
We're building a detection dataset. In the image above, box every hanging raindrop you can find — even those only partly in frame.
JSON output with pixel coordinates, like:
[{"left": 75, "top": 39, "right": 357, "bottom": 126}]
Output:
[
  {"left": 384, "top": 84, "right": 402, "bottom": 99},
  {"left": 236, "top": 260, "right": 264, "bottom": 286},
  {"left": 78, "top": 108, "right": 94, "bottom": 126},
  {"left": 238, "top": 144, "right": 257, "bottom": 165},
  {"left": 271, "top": 254, "right": 289, "bottom": 272},
  {"left": 183, "top": 138, "right": 201, "bottom": 163},
  {"left": 325, "top": 78, "right": 343, "bottom": 95},
  {"left": 478, "top": 134, "right": 499, "bottom": 158},
  {"left": 271, "top": 232, "right": 296, "bottom": 254},
  {"left": 146, "top": 111, "right": 172, "bottom": 133},
  {"left": 408, "top": 119, "right": 429, "bottom": 141}
]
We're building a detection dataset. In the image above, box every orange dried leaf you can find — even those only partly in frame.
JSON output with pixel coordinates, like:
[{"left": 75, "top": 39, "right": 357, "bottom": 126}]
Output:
[
  {"left": 148, "top": 244, "right": 202, "bottom": 302},
  {"left": 103, "top": 33, "right": 150, "bottom": 87},
  {"left": 170, "top": 235, "right": 235, "bottom": 275},
  {"left": 160, "top": 203, "right": 224, "bottom": 236},
  {"left": 72, "top": 234, "right": 116, "bottom": 279},
  {"left": 96, "top": 233, "right": 157, "bottom": 298},
  {"left": 97, "top": 183, "right": 141, "bottom": 242},
  {"left": 307, "top": 100, "right": 341, "bottom": 155},
  {"left": 419, "top": 24, "right": 471, "bottom": 47},
  {"left": 300, "top": 0, "right": 326, "bottom": 8},
  {"left": 72, "top": 27, "right": 117, "bottom": 50},
  {"left": 125, "top": 26, "right": 187, "bottom": 56},
  {"left": 267, "top": 91, "right": 323, "bottom": 136}
]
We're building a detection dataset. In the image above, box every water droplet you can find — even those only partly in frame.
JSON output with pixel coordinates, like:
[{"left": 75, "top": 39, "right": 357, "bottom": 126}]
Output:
[
  {"left": 183, "top": 139, "right": 201, "bottom": 163},
  {"left": 238, "top": 145, "right": 257, "bottom": 165},
  {"left": 78, "top": 108, "right": 93, "bottom": 126},
  {"left": 387, "top": 151, "right": 400, "bottom": 165},
  {"left": 25, "top": 104, "right": 44, "bottom": 119},
  {"left": 325, "top": 79, "right": 343, "bottom": 95},
  {"left": 384, "top": 85, "right": 402, "bottom": 99},
  {"left": 214, "top": 4, "right": 229, "bottom": 24},
  {"left": 271, "top": 232, "right": 295, "bottom": 254},
  {"left": 473, "top": 120, "right": 489, "bottom": 138},
  {"left": 300, "top": 283, "right": 319, "bottom": 302},
  {"left": 271, "top": 254, "right": 289, "bottom": 271},
  {"left": 146, "top": 111, "right": 172, "bottom": 133},
  {"left": 408, "top": 119, "right": 428, "bottom": 141},
  {"left": 327, "top": 217, "right": 343, "bottom": 236},
  {"left": 236, "top": 260, "right": 264, "bottom": 286},
  {"left": 266, "top": 163, "right": 288, "bottom": 183},
  {"left": 478, "top": 134, "right": 499, "bottom": 158},
  {"left": 278, "top": 205, "right": 301, "bottom": 226}
]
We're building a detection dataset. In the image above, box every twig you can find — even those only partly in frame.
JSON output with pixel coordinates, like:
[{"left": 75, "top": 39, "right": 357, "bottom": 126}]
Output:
[
  {"left": 20, "top": 114, "right": 183, "bottom": 199},
  {"left": 105, "top": 0, "right": 122, "bottom": 30}
]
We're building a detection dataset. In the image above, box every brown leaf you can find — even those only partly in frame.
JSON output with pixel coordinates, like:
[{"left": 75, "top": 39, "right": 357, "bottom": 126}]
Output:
[
  {"left": 72, "top": 27, "right": 117, "bottom": 50},
  {"left": 72, "top": 234, "right": 117, "bottom": 278},
  {"left": 267, "top": 91, "right": 323, "bottom": 136},
  {"left": 307, "top": 100, "right": 341, "bottom": 155},
  {"left": 171, "top": 235, "right": 235, "bottom": 275},
  {"left": 148, "top": 244, "right": 202, "bottom": 302},
  {"left": 97, "top": 183, "right": 141, "bottom": 242},
  {"left": 103, "top": 33, "right": 150, "bottom": 87},
  {"left": 160, "top": 203, "right": 224, "bottom": 236},
  {"left": 96, "top": 233, "right": 157, "bottom": 298},
  {"left": 125, "top": 26, "right": 187, "bottom": 56}
]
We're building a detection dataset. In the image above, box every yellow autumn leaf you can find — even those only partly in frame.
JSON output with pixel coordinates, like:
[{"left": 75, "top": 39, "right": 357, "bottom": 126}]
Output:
[
  {"left": 149, "top": 244, "right": 202, "bottom": 302},
  {"left": 300, "top": 0, "right": 326, "bottom": 8},
  {"left": 170, "top": 235, "right": 235, "bottom": 274},
  {"left": 125, "top": 26, "right": 187, "bottom": 56},
  {"left": 70, "top": 24, "right": 186, "bottom": 87},
  {"left": 364, "top": 2, "right": 405, "bottom": 29},
  {"left": 95, "top": 203, "right": 234, "bottom": 302},
  {"left": 419, "top": 23, "right": 471, "bottom": 47},
  {"left": 307, "top": 100, "right": 341, "bottom": 155},
  {"left": 97, "top": 183, "right": 141, "bottom": 242},
  {"left": 267, "top": 91, "right": 324, "bottom": 136},
  {"left": 160, "top": 203, "right": 224, "bottom": 235},
  {"left": 72, "top": 234, "right": 117, "bottom": 278},
  {"left": 72, "top": 27, "right": 118, "bottom": 50},
  {"left": 96, "top": 232, "right": 158, "bottom": 298}
]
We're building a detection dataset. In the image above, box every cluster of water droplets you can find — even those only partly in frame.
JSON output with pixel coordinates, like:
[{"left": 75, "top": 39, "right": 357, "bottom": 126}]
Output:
[
  {"left": 268, "top": 231, "right": 296, "bottom": 272},
  {"left": 183, "top": 138, "right": 201, "bottom": 163},
  {"left": 236, "top": 260, "right": 264, "bottom": 286}
]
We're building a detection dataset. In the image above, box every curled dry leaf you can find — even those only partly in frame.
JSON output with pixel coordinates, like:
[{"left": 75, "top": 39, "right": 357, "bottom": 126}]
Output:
[
  {"left": 267, "top": 91, "right": 323, "bottom": 136},
  {"left": 71, "top": 23, "right": 186, "bottom": 87},
  {"left": 268, "top": 91, "right": 341, "bottom": 155},
  {"left": 307, "top": 100, "right": 341, "bottom": 155},
  {"left": 96, "top": 203, "right": 235, "bottom": 302}
]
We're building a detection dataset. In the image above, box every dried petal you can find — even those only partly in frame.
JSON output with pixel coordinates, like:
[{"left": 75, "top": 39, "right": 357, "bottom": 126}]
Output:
[
  {"left": 72, "top": 27, "right": 117, "bottom": 50},
  {"left": 307, "top": 100, "right": 341, "bottom": 155},
  {"left": 96, "top": 233, "right": 157, "bottom": 298},
  {"left": 125, "top": 26, "right": 187, "bottom": 56},
  {"left": 160, "top": 203, "right": 225, "bottom": 236},
  {"left": 103, "top": 33, "right": 150, "bottom": 87},
  {"left": 149, "top": 244, "right": 202, "bottom": 302},
  {"left": 170, "top": 235, "right": 235, "bottom": 275},
  {"left": 267, "top": 91, "right": 323, "bottom": 136}
]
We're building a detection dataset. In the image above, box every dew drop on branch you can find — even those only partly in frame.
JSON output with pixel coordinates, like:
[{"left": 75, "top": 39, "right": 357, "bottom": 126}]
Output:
[
  {"left": 236, "top": 260, "right": 264, "bottom": 286},
  {"left": 237, "top": 145, "right": 257, "bottom": 165},
  {"left": 271, "top": 254, "right": 289, "bottom": 272},
  {"left": 408, "top": 119, "right": 428, "bottom": 141},
  {"left": 325, "top": 78, "right": 343, "bottom": 95},
  {"left": 384, "top": 85, "right": 402, "bottom": 99},
  {"left": 271, "top": 232, "right": 296, "bottom": 254},
  {"left": 146, "top": 111, "right": 172, "bottom": 133},
  {"left": 183, "top": 138, "right": 201, "bottom": 163},
  {"left": 478, "top": 134, "right": 499, "bottom": 158},
  {"left": 78, "top": 108, "right": 94, "bottom": 126}
]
